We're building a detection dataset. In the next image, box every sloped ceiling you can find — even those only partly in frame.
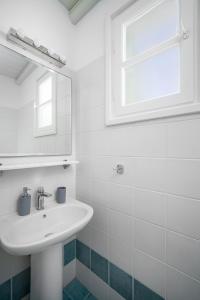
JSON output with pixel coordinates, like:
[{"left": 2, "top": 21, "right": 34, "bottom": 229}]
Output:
[
  {"left": 0, "top": 45, "right": 28, "bottom": 79},
  {"left": 60, "top": 0, "right": 79, "bottom": 10},
  {"left": 59, "top": 0, "right": 100, "bottom": 24}
]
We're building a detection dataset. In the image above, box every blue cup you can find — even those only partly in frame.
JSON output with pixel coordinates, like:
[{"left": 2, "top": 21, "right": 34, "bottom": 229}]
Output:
[{"left": 56, "top": 187, "right": 66, "bottom": 203}]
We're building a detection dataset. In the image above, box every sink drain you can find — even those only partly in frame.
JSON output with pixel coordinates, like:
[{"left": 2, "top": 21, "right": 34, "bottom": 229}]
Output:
[{"left": 44, "top": 232, "right": 54, "bottom": 238}]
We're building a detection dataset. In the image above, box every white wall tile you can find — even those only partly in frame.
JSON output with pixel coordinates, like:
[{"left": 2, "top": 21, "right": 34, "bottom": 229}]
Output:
[
  {"left": 166, "top": 266, "right": 200, "bottom": 300},
  {"left": 166, "top": 195, "right": 200, "bottom": 239},
  {"left": 165, "top": 159, "right": 200, "bottom": 199},
  {"left": 63, "top": 260, "right": 76, "bottom": 287},
  {"left": 135, "top": 220, "right": 165, "bottom": 261},
  {"left": 77, "top": 225, "right": 91, "bottom": 247},
  {"left": 135, "top": 189, "right": 166, "bottom": 226},
  {"left": 134, "top": 158, "right": 167, "bottom": 192},
  {"left": 90, "top": 203, "right": 108, "bottom": 233},
  {"left": 166, "top": 231, "right": 200, "bottom": 281},
  {"left": 89, "top": 227, "right": 108, "bottom": 258},
  {"left": 92, "top": 156, "right": 136, "bottom": 186},
  {"left": 108, "top": 209, "right": 132, "bottom": 244},
  {"left": 109, "top": 288, "right": 125, "bottom": 300},
  {"left": 91, "top": 179, "right": 109, "bottom": 207},
  {"left": 76, "top": 260, "right": 91, "bottom": 291},
  {"left": 108, "top": 234, "right": 133, "bottom": 275},
  {"left": 108, "top": 183, "right": 133, "bottom": 215},
  {"left": 89, "top": 271, "right": 109, "bottom": 300},
  {"left": 167, "top": 118, "right": 200, "bottom": 158},
  {"left": 134, "top": 250, "right": 165, "bottom": 297}
]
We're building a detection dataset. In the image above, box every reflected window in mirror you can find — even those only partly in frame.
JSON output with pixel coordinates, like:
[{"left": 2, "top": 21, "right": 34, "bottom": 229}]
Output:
[
  {"left": 0, "top": 43, "right": 72, "bottom": 156},
  {"left": 35, "top": 72, "right": 56, "bottom": 137}
]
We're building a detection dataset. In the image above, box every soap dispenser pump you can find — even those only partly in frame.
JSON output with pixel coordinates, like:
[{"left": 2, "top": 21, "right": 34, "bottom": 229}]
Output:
[{"left": 18, "top": 187, "right": 31, "bottom": 216}]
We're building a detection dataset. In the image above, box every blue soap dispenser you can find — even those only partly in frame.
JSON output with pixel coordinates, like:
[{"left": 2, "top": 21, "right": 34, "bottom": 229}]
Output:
[{"left": 18, "top": 187, "right": 31, "bottom": 216}]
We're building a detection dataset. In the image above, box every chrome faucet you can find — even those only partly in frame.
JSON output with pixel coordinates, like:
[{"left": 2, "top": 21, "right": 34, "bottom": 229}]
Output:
[{"left": 36, "top": 187, "right": 52, "bottom": 210}]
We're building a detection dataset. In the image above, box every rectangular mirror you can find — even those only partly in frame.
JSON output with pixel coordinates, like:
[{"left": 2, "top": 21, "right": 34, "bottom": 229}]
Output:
[{"left": 0, "top": 43, "right": 71, "bottom": 156}]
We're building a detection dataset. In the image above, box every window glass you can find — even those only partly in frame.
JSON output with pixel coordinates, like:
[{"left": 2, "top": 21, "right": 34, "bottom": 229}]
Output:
[
  {"left": 38, "top": 76, "right": 52, "bottom": 105},
  {"left": 38, "top": 102, "right": 52, "bottom": 128},
  {"left": 125, "top": 0, "right": 179, "bottom": 59},
  {"left": 124, "top": 46, "right": 180, "bottom": 104}
]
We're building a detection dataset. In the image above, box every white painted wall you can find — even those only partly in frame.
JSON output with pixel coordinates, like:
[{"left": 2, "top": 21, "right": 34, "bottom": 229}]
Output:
[
  {"left": 0, "top": 75, "right": 20, "bottom": 109},
  {"left": 0, "top": 0, "right": 75, "bottom": 69},
  {"left": 71, "top": 0, "right": 134, "bottom": 70},
  {"left": 0, "top": 0, "right": 76, "bottom": 288},
  {"left": 0, "top": 75, "right": 19, "bottom": 152},
  {"left": 75, "top": 1, "right": 200, "bottom": 300}
]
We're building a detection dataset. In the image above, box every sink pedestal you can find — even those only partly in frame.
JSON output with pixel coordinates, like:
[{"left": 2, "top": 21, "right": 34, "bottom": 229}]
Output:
[{"left": 30, "top": 243, "right": 63, "bottom": 300}]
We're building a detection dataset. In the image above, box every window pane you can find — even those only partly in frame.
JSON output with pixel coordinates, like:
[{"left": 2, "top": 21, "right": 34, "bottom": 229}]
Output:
[
  {"left": 38, "top": 76, "right": 52, "bottom": 104},
  {"left": 124, "top": 46, "right": 180, "bottom": 104},
  {"left": 38, "top": 102, "right": 52, "bottom": 128},
  {"left": 125, "top": 0, "right": 179, "bottom": 59}
]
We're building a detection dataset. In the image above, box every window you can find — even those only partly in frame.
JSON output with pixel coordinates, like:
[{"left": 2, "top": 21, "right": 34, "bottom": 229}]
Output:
[
  {"left": 106, "top": 0, "right": 199, "bottom": 125},
  {"left": 34, "top": 72, "right": 56, "bottom": 136}
]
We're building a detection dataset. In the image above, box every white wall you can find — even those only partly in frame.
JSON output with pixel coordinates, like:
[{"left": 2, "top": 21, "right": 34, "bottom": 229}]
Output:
[
  {"left": 0, "top": 0, "right": 76, "bottom": 287},
  {"left": 0, "top": 0, "right": 75, "bottom": 69},
  {"left": 71, "top": 0, "right": 134, "bottom": 70},
  {"left": 0, "top": 75, "right": 19, "bottom": 152},
  {"left": 75, "top": 1, "right": 200, "bottom": 300}
]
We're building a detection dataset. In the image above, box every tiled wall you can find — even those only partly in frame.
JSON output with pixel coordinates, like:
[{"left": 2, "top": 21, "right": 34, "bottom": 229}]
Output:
[{"left": 76, "top": 57, "right": 200, "bottom": 300}]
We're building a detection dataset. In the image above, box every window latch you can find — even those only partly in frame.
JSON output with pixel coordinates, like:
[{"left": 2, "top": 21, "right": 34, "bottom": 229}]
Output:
[{"left": 182, "top": 30, "right": 190, "bottom": 40}]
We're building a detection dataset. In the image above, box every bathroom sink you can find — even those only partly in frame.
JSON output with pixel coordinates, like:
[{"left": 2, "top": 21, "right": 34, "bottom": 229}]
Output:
[
  {"left": 0, "top": 200, "right": 93, "bottom": 256},
  {"left": 0, "top": 199, "right": 93, "bottom": 300}
]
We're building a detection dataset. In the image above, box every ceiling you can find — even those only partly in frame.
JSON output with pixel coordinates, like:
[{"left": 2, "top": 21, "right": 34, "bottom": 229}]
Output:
[
  {"left": 0, "top": 45, "right": 28, "bottom": 80},
  {"left": 59, "top": 0, "right": 100, "bottom": 24}
]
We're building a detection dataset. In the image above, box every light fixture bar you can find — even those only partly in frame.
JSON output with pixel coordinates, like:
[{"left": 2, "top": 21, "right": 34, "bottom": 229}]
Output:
[{"left": 7, "top": 28, "right": 66, "bottom": 68}]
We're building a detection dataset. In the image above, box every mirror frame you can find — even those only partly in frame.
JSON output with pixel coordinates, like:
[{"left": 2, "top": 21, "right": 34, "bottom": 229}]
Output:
[{"left": 0, "top": 35, "right": 73, "bottom": 158}]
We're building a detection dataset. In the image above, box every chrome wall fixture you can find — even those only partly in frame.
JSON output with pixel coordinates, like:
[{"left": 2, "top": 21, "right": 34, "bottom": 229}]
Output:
[
  {"left": 7, "top": 28, "right": 66, "bottom": 68},
  {"left": 113, "top": 164, "right": 124, "bottom": 175}
]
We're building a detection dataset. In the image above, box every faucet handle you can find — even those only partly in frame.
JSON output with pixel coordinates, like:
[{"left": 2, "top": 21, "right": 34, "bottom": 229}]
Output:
[
  {"left": 37, "top": 187, "right": 52, "bottom": 197},
  {"left": 38, "top": 186, "right": 44, "bottom": 194},
  {"left": 43, "top": 192, "right": 52, "bottom": 198}
]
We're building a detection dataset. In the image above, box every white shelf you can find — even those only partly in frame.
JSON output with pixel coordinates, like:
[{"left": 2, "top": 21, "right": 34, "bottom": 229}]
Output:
[{"left": 0, "top": 160, "right": 79, "bottom": 172}]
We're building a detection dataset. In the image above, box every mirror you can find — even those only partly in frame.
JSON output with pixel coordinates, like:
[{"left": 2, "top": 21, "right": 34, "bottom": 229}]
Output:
[{"left": 0, "top": 44, "right": 71, "bottom": 156}]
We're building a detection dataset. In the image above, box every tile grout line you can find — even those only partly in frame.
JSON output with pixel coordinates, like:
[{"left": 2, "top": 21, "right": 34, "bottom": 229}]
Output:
[{"left": 10, "top": 278, "right": 12, "bottom": 300}]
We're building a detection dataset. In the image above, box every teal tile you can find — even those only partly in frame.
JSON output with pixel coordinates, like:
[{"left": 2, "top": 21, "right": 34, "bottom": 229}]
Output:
[
  {"left": 86, "top": 294, "right": 97, "bottom": 300},
  {"left": 110, "top": 263, "right": 132, "bottom": 300},
  {"left": 91, "top": 250, "right": 108, "bottom": 283},
  {"left": 63, "top": 279, "right": 89, "bottom": 300},
  {"left": 63, "top": 291, "right": 72, "bottom": 300},
  {"left": 64, "top": 240, "right": 76, "bottom": 265},
  {"left": 76, "top": 240, "right": 90, "bottom": 268},
  {"left": 0, "top": 280, "right": 11, "bottom": 300},
  {"left": 12, "top": 268, "right": 30, "bottom": 300},
  {"left": 134, "top": 279, "right": 164, "bottom": 300}
]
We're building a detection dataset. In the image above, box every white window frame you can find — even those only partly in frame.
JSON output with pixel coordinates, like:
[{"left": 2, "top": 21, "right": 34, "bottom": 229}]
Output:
[
  {"left": 106, "top": 0, "right": 200, "bottom": 125},
  {"left": 34, "top": 72, "right": 57, "bottom": 137}
]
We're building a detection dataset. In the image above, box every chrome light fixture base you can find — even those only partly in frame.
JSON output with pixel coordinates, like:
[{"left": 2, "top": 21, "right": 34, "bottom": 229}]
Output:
[{"left": 7, "top": 28, "right": 66, "bottom": 68}]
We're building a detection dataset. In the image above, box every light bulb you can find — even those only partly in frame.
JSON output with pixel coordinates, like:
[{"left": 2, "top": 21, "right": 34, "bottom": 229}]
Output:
[
  {"left": 34, "top": 40, "right": 41, "bottom": 48},
  {"left": 60, "top": 55, "right": 66, "bottom": 63}
]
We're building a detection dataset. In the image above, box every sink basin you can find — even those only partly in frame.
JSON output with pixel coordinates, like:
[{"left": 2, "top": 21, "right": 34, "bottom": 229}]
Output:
[
  {"left": 1, "top": 199, "right": 93, "bottom": 256},
  {"left": 0, "top": 199, "right": 93, "bottom": 300}
]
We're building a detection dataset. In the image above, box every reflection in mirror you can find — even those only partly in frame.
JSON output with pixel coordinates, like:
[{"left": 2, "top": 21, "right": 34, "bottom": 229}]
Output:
[{"left": 0, "top": 44, "right": 71, "bottom": 156}]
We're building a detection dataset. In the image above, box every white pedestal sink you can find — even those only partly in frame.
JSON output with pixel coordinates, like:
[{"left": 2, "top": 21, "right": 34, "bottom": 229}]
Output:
[{"left": 0, "top": 200, "right": 93, "bottom": 300}]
